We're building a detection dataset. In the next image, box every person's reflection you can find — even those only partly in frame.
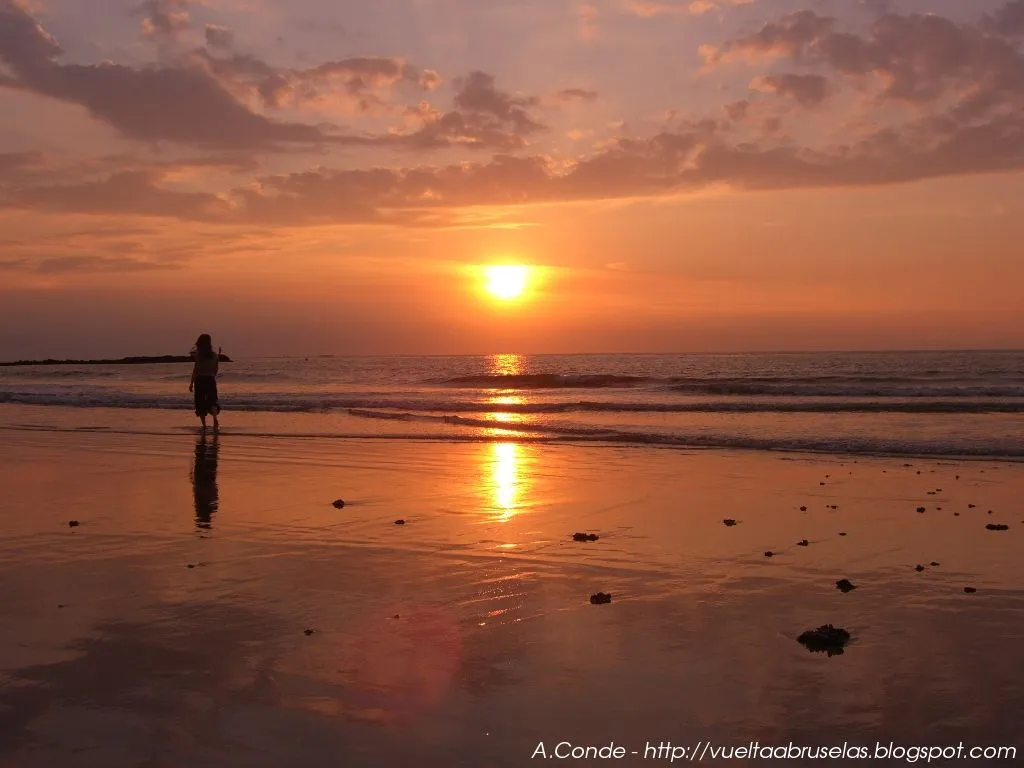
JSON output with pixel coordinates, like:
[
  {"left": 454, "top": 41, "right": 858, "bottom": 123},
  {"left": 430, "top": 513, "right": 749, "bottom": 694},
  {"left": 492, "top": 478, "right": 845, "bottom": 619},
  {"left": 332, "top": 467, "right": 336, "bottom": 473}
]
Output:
[{"left": 191, "top": 432, "right": 219, "bottom": 530}]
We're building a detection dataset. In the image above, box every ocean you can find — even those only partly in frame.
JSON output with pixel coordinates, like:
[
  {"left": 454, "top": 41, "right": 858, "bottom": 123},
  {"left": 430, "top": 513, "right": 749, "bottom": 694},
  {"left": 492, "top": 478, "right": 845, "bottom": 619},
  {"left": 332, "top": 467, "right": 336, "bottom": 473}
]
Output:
[{"left": 2, "top": 350, "right": 1023, "bottom": 458}]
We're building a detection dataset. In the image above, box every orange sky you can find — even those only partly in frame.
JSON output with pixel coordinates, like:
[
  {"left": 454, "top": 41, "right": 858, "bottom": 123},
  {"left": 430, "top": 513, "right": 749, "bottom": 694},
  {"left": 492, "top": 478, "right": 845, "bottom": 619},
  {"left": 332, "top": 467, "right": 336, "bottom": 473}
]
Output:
[{"left": 1, "top": 0, "right": 1023, "bottom": 357}]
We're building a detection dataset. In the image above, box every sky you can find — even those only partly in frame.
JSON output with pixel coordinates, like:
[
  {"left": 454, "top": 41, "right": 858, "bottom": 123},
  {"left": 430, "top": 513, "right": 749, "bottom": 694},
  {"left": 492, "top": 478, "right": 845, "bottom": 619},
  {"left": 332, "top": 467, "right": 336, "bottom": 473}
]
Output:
[{"left": 1, "top": 0, "right": 1023, "bottom": 357}]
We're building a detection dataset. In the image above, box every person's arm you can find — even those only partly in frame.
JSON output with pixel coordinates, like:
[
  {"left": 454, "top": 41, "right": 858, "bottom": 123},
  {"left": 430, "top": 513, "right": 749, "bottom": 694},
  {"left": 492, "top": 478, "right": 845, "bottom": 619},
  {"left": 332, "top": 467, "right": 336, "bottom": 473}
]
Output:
[
  {"left": 189, "top": 362, "right": 197, "bottom": 392},
  {"left": 214, "top": 347, "right": 222, "bottom": 377}
]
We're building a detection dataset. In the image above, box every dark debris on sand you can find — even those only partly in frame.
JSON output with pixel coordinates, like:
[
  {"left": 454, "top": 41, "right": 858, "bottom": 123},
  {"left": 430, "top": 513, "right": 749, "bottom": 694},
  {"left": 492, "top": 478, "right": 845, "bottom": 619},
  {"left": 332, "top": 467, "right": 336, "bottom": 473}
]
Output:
[
  {"left": 590, "top": 592, "right": 612, "bottom": 605},
  {"left": 722, "top": 519, "right": 738, "bottom": 527},
  {"left": 797, "top": 624, "right": 851, "bottom": 656},
  {"left": 799, "top": 506, "right": 807, "bottom": 511},
  {"left": 68, "top": 520, "right": 80, "bottom": 528},
  {"left": 394, "top": 519, "right": 406, "bottom": 525},
  {"left": 797, "top": 539, "right": 809, "bottom": 547},
  {"left": 986, "top": 524, "right": 1009, "bottom": 531},
  {"left": 964, "top": 587, "right": 978, "bottom": 594},
  {"left": 303, "top": 628, "right": 316, "bottom": 636},
  {"left": 915, "top": 564, "right": 925, "bottom": 572},
  {"left": 573, "top": 532, "right": 600, "bottom": 541},
  {"left": 332, "top": 499, "right": 345, "bottom": 509},
  {"left": 764, "top": 551, "right": 774, "bottom": 558},
  {"left": 835, "top": 579, "right": 856, "bottom": 593}
]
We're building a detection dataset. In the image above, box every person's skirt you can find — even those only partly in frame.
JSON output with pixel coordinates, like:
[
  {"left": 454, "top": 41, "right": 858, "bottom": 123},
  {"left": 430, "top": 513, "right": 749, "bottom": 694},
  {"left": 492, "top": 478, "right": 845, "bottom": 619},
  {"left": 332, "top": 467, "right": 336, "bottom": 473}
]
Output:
[{"left": 193, "top": 375, "right": 220, "bottom": 418}]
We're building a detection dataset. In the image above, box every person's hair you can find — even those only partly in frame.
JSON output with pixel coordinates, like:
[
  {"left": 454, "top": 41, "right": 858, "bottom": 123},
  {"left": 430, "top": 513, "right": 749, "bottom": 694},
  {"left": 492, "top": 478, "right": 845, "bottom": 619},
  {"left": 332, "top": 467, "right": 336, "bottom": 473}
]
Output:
[{"left": 193, "top": 333, "right": 215, "bottom": 360}]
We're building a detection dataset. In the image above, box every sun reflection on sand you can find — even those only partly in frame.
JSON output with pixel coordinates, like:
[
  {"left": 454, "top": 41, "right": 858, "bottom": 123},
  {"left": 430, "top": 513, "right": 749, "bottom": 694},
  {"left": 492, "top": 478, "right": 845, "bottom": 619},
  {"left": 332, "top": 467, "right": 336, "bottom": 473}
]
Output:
[{"left": 484, "top": 441, "right": 532, "bottom": 522}]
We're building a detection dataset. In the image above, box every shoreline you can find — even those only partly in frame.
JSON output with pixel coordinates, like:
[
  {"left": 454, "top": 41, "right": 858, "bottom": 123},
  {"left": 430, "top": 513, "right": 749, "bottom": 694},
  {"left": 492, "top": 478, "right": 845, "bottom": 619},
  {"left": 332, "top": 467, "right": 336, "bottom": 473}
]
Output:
[{"left": 2, "top": 420, "right": 1022, "bottom": 463}]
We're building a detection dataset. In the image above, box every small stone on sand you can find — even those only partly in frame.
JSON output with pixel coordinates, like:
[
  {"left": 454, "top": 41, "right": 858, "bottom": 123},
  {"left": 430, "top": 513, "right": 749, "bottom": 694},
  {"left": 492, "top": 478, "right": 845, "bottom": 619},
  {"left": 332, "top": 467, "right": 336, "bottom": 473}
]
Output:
[
  {"left": 964, "top": 587, "right": 977, "bottom": 594},
  {"left": 764, "top": 551, "right": 774, "bottom": 557},
  {"left": 573, "top": 532, "right": 600, "bottom": 541},
  {"left": 838, "top": 532, "right": 847, "bottom": 536},
  {"left": 799, "top": 506, "right": 807, "bottom": 511},
  {"left": 968, "top": 504, "right": 976, "bottom": 508},
  {"left": 722, "top": 519, "right": 738, "bottom": 527},
  {"left": 986, "top": 524, "right": 1009, "bottom": 531},
  {"left": 590, "top": 592, "right": 612, "bottom": 605},
  {"left": 915, "top": 564, "right": 925, "bottom": 572},
  {"left": 394, "top": 519, "right": 406, "bottom": 525},
  {"left": 68, "top": 520, "right": 79, "bottom": 528},
  {"left": 916, "top": 507, "right": 926, "bottom": 513},
  {"left": 797, "top": 539, "right": 809, "bottom": 547},
  {"left": 835, "top": 579, "right": 856, "bottom": 593},
  {"left": 332, "top": 499, "right": 345, "bottom": 509},
  {"left": 304, "top": 628, "right": 316, "bottom": 635},
  {"left": 797, "top": 624, "right": 851, "bottom": 656},
  {"left": 930, "top": 561, "right": 940, "bottom": 566}
]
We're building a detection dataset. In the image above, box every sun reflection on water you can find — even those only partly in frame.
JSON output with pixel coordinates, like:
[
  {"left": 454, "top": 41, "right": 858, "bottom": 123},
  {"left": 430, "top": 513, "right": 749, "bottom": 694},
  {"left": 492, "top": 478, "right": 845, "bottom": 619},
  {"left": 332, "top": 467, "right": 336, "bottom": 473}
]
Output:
[{"left": 488, "top": 353, "right": 523, "bottom": 377}]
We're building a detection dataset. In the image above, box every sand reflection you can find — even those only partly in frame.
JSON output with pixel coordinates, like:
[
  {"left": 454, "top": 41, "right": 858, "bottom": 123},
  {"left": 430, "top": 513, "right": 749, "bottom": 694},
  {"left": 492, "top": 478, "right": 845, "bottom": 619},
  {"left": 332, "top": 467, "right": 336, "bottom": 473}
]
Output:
[{"left": 191, "top": 432, "right": 219, "bottom": 530}]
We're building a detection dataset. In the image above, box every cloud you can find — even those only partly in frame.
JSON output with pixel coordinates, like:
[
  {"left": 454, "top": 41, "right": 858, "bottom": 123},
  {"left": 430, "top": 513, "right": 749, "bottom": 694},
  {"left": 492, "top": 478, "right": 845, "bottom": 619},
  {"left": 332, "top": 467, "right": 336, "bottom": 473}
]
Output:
[
  {"left": 1, "top": 169, "right": 229, "bottom": 219},
  {"left": 553, "top": 87, "right": 599, "bottom": 103},
  {"left": 204, "top": 24, "right": 233, "bottom": 50},
  {"left": 624, "top": 0, "right": 754, "bottom": 17},
  {"left": 0, "top": 0, "right": 353, "bottom": 147},
  {"left": 703, "top": 9, "right": 1024, "bottom": 105},
  {"left": 380, "top": 73, "right": 547, "bottom": 151},
  {"left": 196, "top": 49, "right": 441, "bottom": 112},
  {"left": 134, "top": 0, "right": 192, "bottom": 40},
  {"left": 579, "top": 3, "right": 598, "bottom": 41},
  {"left": 749, "top": 73, "right": 831, "bottom": 107},
  {"left": 14, "top": 255, "right": 181, "bottom": 273},
  {"left": 4, "top": 2, "right": 1024, "bottom": 228},
  {"left": 451, "top": 71, "right": 542, "bottom": 134},
  {"left": 981, "top": 0, "right": 1024, "bottom": 37}
]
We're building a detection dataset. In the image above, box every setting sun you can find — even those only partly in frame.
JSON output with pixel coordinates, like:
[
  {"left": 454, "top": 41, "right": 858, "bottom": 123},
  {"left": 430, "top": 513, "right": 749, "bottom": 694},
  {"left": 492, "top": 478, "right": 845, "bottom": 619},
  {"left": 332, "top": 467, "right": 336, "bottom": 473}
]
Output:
[{"left": 484, "top": 265, "right": 529, "bottom": 301}]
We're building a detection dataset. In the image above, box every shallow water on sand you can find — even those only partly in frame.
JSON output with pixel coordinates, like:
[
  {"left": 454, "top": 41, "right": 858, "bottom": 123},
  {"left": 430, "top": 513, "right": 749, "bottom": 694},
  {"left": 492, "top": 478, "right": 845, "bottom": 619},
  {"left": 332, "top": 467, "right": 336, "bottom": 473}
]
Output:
[{"left": 0, "top": 429, "right": 1022, "bottom": 767}]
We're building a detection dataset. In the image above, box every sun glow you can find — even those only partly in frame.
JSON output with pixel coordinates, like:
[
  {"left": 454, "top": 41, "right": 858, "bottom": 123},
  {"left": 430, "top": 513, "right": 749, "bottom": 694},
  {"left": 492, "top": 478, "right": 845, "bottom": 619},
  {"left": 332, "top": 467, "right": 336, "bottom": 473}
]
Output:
[{"left": 483, "top": 265, "right": 529, "bottom": 301}]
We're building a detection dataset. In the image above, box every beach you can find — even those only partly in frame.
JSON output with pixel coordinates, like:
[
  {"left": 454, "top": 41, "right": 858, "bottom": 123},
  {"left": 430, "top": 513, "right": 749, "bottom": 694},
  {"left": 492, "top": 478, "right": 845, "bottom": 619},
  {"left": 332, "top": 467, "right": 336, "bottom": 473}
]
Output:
[{"left": 1, "top": 407, "right": 1022, "bottom": 767}]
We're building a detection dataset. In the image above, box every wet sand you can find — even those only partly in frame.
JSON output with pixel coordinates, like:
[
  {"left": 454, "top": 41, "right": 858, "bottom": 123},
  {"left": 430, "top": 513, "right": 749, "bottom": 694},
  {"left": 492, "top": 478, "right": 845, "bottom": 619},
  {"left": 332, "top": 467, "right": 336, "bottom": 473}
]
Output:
[{"left": 1, "top": 427, "right": 1022, "bottom": 767}]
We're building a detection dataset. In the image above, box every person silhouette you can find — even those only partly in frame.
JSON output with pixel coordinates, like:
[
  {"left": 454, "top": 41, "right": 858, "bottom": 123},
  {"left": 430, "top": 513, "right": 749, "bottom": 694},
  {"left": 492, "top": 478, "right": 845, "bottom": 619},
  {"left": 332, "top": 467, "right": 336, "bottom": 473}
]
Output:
[{"left": 191, "top": 431, "right": 219, "bottom": 530}]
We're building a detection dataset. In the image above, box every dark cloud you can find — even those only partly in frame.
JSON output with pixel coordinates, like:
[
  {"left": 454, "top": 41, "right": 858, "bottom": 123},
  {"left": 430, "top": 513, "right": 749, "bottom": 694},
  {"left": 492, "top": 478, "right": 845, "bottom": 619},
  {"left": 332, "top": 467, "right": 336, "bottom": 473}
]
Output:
[
  {"left": 981, "top": 0, "right": 1024, "bottom": 37},
  {"left": 452, "top": 71, "right": 543, "bottom": 134},
  {"left": 1, "top": 170, "right": 228, "bottom": 219},
  {"left": 6, "top": 98, "right": 1024, "bottom": 227},
  {"left": 750, "top": 73, "right": 831, "bottom": 107},
  {"left": 204, "top": 24, "right": 234, "bottom": 50},
  {"left": 706, "top": 9, "right": 1024, "bottom": 108},
  {"left": 30, "top": 255, "right": 180, "bottom": 273},
  {"left": 0, "top": 1, "right": 348, "bottom": 147},
  {"left": 0, "top": 3, "right": 546, "bottom": 153},
  {"left": 0, "top": 150, "right": 44, "bottom": 180},
  {"left": 196, "top": 49, "right": 441, "bottom": 111}
]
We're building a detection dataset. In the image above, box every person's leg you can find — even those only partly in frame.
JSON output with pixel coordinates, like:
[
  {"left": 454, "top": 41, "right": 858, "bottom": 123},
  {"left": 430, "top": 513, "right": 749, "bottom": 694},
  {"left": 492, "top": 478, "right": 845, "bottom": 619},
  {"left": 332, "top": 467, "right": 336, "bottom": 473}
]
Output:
[{"left": 211, "top": 379, "right": 220, "bottom": 430}]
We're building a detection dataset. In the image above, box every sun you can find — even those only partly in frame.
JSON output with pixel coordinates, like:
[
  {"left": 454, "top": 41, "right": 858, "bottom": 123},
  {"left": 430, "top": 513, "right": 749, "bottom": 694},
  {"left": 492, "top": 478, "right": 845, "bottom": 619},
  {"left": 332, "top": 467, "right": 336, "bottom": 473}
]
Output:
[{"left": 484, "top": 265, "right": 529, "bottom": 301}]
